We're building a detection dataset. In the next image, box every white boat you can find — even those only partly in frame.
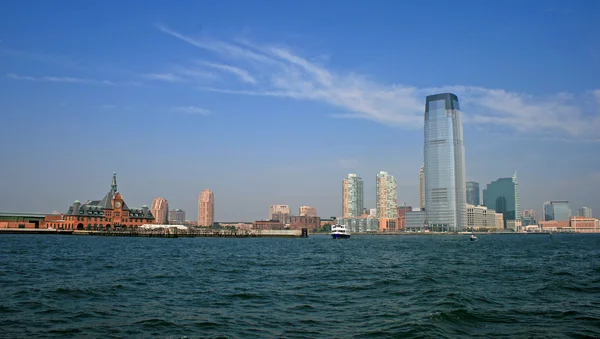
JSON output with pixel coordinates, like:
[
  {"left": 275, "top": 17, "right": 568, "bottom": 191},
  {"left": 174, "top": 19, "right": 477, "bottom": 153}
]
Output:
[
  {"left": 470, "top": 232, "right": 478, "bottom": 241},
  {"left": 331, "top": 224, "right": 351, "bottom": 239}
]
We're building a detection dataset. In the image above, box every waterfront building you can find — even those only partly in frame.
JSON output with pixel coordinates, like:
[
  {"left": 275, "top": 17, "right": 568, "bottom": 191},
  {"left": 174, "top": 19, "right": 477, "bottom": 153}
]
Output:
[
  {"left": 342, "top": 174, "right": 364, "bottom": 218},
  {"left": 150, "top": 198, "right": 169, "bottom": 224},
  {"left": 495, "top": 213, "right": 504, "bottom": 229},
  {"left": 424, "top": 93, "right": 467, "bottom": 231},
  {"left": 289, "top": 216, "right": 320, "bottom": 231},
  {"left": 168, "top": 209, "right": 186, "bottom": 224},
  {"left": 376, "top": 171, "right": 398, "bottom": 232},
  {"left": 252, "top": 220, "right": 284, "bottom": 230},
  {"left": 419, "top": 165, "right": 425, "bottom": 209},
  {"left": 570, "top": 217, "right": 600, "bottom": 233},
  {"left": 466, "top": 181, "right": 480, "bottom": 206},
  {"left": 299, "top": 206, "right": 317, "bottom": 217},
  {"left": 269, "top": 205, "right": 290, "bottom": 224},
  {"left": 198, "top": 189, "right": 215, "bottom": 226},
  {"left": 521, "top": 209, "right": 538, "bottom": 226},
  {"left": 337, "top": 216, "right": 378, "bottom": 233},
  {"left": 506, "top": 219, "right": 523, "bottom": 231},
  {"left": 369, "top": 208, "right": 377, "bottom": 216},
  {"left": 466, "top": 204, "right": 499, "bottom": 229},
  {"left": 578, "top": 206, "right": 593, "bottom": 218},
  {"left": 396, "top": 205, "right": 412, "bottom": 230},
  {"left": 543, "top": 201, "right": 570, "bottom": 221},
  {"left": 405, "top": 210, "right": 427, "bottom": 231},
  {"left": 61, "top": 173, "right": 155, "bottom": 230},
  {"left": 0, "top": 212, "right": 62, "bottom": 229},
  {"left": 483, "top": 173, "right": 520, "bottom": 229}
]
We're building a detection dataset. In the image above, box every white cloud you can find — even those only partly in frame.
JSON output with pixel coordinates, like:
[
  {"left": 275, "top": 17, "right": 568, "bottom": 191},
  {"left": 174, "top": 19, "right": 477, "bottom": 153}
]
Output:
[
  {"left": 154, "top": 25, "right": 600, "bottom": 140},
  {"left": 196, "top": 60, "right": 256, "bottom": 84},
  {"left": 6, "top": 73, "right": 113, "bottom": 85},
  {"left": 143, "top": 73, "right": 184, "bottom": 82},
  {"left": 172, "top": 106, "right": 212, "bottom": 115}
]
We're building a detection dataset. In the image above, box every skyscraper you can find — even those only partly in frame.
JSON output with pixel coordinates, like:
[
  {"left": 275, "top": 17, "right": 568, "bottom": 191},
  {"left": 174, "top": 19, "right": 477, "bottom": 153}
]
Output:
[
  {"left": 198, "top": 189, "right": 215, "bottom": 226},
  {"left": 543, "top": 201, "right": 570, "bottom": 221},
  {"left": 578, "top": 206, "right": 592, "bottom": 218},
  {"left": 150, "top": 197, "right": 169, "bottom": 224},
  {"left": 376, "top": 171, "right": 398, "bottom": 219},
  {"left": 168, "top": 209, "right": 186, "bottom": 223},
  {"left": 483, "top": 173, "right": 520, "bottom": 229},
  {"left": 424, "top": 93, "right": 467, "bottom": 231},
  {"left": 419, "top": 165, "right": 425, "bottom": 209},
  {"left": 342, "top": 174, "right": 364, "bottom": 218},
  {"left": 466, "top": 181, "right": 480, "bottom": 206},
  {"left": 270, "top": 205, "right": 291, "bottom": 224}
]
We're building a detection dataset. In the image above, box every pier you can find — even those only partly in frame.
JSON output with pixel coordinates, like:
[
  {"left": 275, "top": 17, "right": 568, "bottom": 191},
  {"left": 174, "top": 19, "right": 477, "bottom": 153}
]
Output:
[{"left": 73, "top": 228, "right": 306, "bottom": 238}]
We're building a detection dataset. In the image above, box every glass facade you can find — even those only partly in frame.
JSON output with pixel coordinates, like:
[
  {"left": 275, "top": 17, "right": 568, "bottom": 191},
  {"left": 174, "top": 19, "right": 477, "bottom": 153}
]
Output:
[
  {"left": 550, "top": 201, "right": 570, "bottom": 221},
  {"left": 482, "top": 173, "right": 520, "bottom": 228},
  {"left": 466, "top": 181, "right": 480, "bottom": 206},
  {"left": 424, "top": 93, "right": 467, "bottom": 231}
]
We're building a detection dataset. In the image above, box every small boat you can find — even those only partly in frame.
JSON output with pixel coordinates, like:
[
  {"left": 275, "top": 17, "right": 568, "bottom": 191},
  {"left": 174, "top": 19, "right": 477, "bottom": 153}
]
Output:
[
  {"left": 331, "top": 224, "right": 351, "bottom": 239},
  {"left": 470, "top": 232, "right": 478, "bottom": 241}
]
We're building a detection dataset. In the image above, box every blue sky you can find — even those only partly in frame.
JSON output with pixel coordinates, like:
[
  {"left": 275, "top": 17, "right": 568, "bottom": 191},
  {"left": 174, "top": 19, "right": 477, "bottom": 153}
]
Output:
[{"left": 1, "top": 0, "right": 599, "bottom": 221}]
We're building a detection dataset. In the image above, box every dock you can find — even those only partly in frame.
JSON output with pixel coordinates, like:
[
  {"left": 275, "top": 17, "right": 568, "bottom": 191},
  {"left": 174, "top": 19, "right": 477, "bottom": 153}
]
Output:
[{"left": 0, "top": 228, "right": 308, "bottom": 238}]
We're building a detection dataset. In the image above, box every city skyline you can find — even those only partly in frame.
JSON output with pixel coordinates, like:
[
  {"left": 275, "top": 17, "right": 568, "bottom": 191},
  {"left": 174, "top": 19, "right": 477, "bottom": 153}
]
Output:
[{"left": 0, "top": 1, "right": 599, "bottom": 221}]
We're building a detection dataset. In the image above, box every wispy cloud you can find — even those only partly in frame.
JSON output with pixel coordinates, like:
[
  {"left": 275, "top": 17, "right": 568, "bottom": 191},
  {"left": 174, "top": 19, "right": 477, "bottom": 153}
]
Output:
[
  {"left": 6, "top": 73, "right": 114, "bottom": 85},
  {"left": 156, "top": 25, "right": 600, "bottom": 140},
  {"left": 196, "top": 61, "right": 256, "bottom": 84},
  {"left": 172, "top": 106, "right": 212, "bottom": 115},
  {"left": 143, "top": 73, "right": 184, "bottom": 82}
]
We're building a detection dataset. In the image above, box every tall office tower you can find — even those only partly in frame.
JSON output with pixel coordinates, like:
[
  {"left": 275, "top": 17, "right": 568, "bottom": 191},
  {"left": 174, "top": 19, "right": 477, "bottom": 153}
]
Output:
[
  {"left": 270, "top": 205, "right": 291, "bottom": 224},
  {"left": 543, "top": 201, "right": 570, "bottom": 221},
  {"left": 483, "top": 173, "right": 520, "bottom": 228},
  {"left": 419, "top": 165, "right": 426, "bottom": 209},
  {"left": 376, "top": 171, "right": 398, "bottom": 218},
  {"left": 466, "top": 181, "right": 480, "bottom": 206},
  {"left": 299, "top": 206, "right": 317, "bottom": 217},
  {"left": 150, "top": 197, "right": 169, "bottom": 224},
  {"left": 168, "top": 209, "right": 186, "bottom": 223},
  {"left": 342, "top": 174, "right": 364, "bottom": 218},
  {"left": 578, "top": 206, "right": 592, "bottom": 218},
  {"left": 198, "top": 189, "right": 215, "bottom": 226},
  {"left": 424, "top": 93, "right": 467, "bottom": 231}
]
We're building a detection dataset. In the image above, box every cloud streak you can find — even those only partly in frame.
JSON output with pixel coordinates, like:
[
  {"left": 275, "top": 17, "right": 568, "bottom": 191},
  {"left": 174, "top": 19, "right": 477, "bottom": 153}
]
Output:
[
  {"left": 154, "top": 25, "right": 600, "bottom": 140},
  {"left": 172, "top": 106, "right": 212, "bottom": 115},
  {"left": 7, "top": 73, "right": 114, "bottom": 85}
]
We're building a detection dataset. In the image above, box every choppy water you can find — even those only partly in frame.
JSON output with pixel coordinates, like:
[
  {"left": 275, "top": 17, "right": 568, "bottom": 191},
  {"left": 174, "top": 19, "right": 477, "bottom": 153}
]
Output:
[{"left": 1, "top": 234, "right": 599, "bottom": 338}]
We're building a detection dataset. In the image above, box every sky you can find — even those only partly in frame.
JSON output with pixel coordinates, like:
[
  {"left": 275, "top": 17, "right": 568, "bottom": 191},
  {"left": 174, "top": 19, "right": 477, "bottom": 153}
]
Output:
[{"left": 1, "top": 0, "right": 599, "bottom": 221}]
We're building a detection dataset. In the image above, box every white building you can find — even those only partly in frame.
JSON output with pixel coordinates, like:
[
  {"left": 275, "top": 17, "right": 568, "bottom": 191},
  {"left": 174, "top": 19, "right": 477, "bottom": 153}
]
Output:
[{"left": 466, "top": 204, "right": 499, "bottom": 229}]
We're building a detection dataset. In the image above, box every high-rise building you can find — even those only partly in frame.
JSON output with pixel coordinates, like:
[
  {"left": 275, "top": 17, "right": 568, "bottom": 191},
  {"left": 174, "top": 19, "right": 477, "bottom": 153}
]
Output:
[
  {"left": 521, "top": 209, "right": 538, "bottom": 226},
  {"left": 299, "top": 206, "right": 317, "bottom": 217},
  {"left": 543, "top": 201, "right": 570, "bottom": 221},
  {"left": 150, "top": 197, "right": 169, "bottom": 224},
  {"left": 578, "top": 206, "right": 593, "bottom": 218},
  {"left": 483, "top": 173, "right": 520, "bottom": 229},
  {"left": 198, "top": 189, "right": 215, "bottom": 226},
  {"left": 342, "top": 174, "right": 364, "bottom": 218},
  {"left": 270, "top": 205, "right": 290, "bottom": 224},
  {"left": 466, "top": 181, "right": 480, "bottom": 206},
  {"left": 424, "top": 93, "right": 467, "bottom": 231},
  {"left": 376, "top": 171, "right": 398, "bottom": 218},
  {"left": 419, "top": 165, "right": 425, "bottom": 209},
  {"left": 168, "top": 209, "right": 186, "bottom": 223}
]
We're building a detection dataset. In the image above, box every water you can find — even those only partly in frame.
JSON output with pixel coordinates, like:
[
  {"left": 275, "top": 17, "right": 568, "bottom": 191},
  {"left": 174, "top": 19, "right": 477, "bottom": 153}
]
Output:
[{"left": 1, "top": 234, "right": 599, "bottom": 338}]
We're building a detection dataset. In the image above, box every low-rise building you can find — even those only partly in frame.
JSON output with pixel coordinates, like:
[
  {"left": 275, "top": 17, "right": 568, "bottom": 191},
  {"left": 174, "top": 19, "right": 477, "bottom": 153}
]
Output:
[
  {"left": 337, "top": 216, "right": 378, "bottom": 233},
  {"left": 289, "top": 216, "right": 320, "bottom": 231},
  {"left": 467, "top": 204, "right": 500, "bottom": 229},
  {"left": 252, "top": 220, "right": 284, "bottom": 230},
  {"left": 570, "top": 217, "right": 600, "bottom": 233},
  {"left": 405, "top": 211, "right": 427, "bottom": 231}
]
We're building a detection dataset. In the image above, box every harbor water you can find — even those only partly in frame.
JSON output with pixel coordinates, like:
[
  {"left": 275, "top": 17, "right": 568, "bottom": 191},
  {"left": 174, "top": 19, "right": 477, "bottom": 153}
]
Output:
[{"left": 1, "top": 234, "right": 599, "bottom": 338}]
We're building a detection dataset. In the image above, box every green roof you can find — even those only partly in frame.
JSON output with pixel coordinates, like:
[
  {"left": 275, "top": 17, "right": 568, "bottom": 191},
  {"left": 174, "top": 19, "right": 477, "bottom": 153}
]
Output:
[{"left": 0, "top": 212, "right": 49, "bottom": 218}]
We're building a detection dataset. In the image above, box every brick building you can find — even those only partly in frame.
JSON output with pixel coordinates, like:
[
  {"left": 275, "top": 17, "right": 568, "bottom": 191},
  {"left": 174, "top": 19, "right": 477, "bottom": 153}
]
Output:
[
  {"left": 289, "top": 216, "right": 320, "bottom": 231},
  {"left": 252, "top": 220, "right": 284, "bottom": 230}
]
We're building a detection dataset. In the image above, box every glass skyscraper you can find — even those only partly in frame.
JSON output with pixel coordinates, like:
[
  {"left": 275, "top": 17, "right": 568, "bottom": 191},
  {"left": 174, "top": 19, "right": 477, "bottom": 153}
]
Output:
[
  {"left": 543, "top": 201, "right": 570, "bottom": 221},
  {"left": 466, "top": 181, "right": 480, "bottom": 206},
  {"left": 483, "top": 173, "right": 520, "bottom": 229},
  {"left": 424, "top": 93, "right": 467, "bottom": 231}
]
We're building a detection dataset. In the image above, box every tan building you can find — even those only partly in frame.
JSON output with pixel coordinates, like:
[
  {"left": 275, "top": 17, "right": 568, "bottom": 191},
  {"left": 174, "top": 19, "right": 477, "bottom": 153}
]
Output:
[
  {"left": 150, "top": 197, "right": 169, "bottom": 224},
  {"left": 570, "top": 217, "right": 599, "bottom": 233},
  {"left": 495, "top": 213, "right": 504, "bottom": 229},
  {"left": 379, "top": 218, "right": 397, "bottom": 232},
  {"left": 198, "top": 189, "right": 215, "bottom": 226},
  {"left": 467, "top": 204, "right": 499, "bottom": 229},
  {"left": 299, "top": 206, "right": 317, "bottom": 217},
  {"left": 269, "top": 205, "right": 290, "bottom": 224}
]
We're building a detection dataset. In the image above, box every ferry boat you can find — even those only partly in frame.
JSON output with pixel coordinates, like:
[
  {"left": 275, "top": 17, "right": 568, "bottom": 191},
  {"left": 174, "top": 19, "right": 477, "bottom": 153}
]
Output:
[{"left": 331, "top": 224, "right": 351, "bottom": 239}]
